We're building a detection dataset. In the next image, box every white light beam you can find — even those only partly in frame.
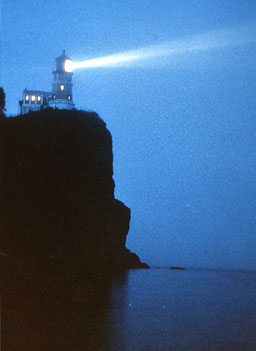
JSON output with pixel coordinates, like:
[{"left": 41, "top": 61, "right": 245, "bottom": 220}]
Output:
[{"left": 65, "top": 23, "right": 256, "bottom": 72}]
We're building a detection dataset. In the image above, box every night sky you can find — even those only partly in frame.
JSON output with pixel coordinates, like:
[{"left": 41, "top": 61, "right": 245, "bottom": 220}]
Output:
[{"left": 1, "top": 0, "right": 256, "bottom": 269}]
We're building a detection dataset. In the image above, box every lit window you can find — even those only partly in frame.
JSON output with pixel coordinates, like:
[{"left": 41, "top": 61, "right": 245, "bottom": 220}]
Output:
[
  {"left": 31, "top": 95, "right": 35, "bottom": 104},
  {"left": 68, "top": 95, "right": 71, "bottom": 101},
  {"left": 60, "top": 84, "right": 65, "bottom": 91},
  {"left": 25, "top": 95, "right": 30, "bottom": 103},
  {"left": 37, "top": 96, "right": 41, "bottom": 104},
  {"left": 53, "top": 94, "right": 56, "bottom": 99}
]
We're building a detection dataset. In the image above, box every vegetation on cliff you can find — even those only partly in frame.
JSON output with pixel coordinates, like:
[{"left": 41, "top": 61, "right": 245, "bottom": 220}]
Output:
[{"left": 0, "top": 87, "right": 6, "bottom": 118}]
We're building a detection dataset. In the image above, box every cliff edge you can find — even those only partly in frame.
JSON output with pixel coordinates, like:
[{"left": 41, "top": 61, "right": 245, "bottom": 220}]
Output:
[{"left": 0, "top": 109, "right": 148, "bottom": 283}]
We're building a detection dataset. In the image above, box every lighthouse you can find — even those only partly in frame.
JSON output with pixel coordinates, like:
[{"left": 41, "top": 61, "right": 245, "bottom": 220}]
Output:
[
  {"left": 48, "top": 50, "right": 75, "bottom": 110},
  {"left": 19, "top": 50, "right": 75, "bottom": 114}
]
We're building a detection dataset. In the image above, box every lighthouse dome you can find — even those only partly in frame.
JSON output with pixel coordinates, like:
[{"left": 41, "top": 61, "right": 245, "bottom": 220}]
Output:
[{"left": 55, "top": 50, "right": 70, "bottom": 73}]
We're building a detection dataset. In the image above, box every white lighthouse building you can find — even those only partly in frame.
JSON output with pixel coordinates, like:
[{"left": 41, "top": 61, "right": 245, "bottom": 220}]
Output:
[{"left": 19, "top": 50, "right": 75, "bottom": 114}]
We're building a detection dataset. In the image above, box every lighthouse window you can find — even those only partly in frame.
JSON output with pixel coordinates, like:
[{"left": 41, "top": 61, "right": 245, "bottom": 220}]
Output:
[
  {"left": 25, "top": 95, "right": 30, "bottom": 103},
  {"left": 68, "top": 95, "right": 71, "bottom": 101},
  {"left": 31, "top": 95, "right": 36, "bottom": 104},
  {"left": 53, "top": 94, "right": 56, "bottom": 99},
  {"left": 60, "top": 84, "right": 65, "bottom": 91},
  {"left": 37, "top": 96, "right": 41, "bottom": 104}
]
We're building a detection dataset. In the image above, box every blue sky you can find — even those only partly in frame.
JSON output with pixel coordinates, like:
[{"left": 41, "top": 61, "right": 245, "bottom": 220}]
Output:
[{"left": 1, "top": 0, "right": 256, "bottom": 269}]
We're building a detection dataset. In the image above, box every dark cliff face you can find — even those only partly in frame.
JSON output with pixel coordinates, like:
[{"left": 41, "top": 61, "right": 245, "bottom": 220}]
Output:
[{"left": 0, "top": 109, "right": 148, "bottom": 282}]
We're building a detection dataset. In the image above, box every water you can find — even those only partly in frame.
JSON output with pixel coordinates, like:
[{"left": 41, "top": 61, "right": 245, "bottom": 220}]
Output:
[
  {"left": 105, "top": 269, "right": 256, "bottom": 351},
  {"left": 3, "top": 267, "right": 256, "bottom": 350}
]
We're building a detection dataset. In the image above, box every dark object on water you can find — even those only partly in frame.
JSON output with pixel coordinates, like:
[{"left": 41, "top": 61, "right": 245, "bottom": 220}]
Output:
[
  {"left": 0, "top": 109, "right": 149, "bottom": 350},
  {"left": 170, "top": 266, "right": 185, "bottom": 270}
]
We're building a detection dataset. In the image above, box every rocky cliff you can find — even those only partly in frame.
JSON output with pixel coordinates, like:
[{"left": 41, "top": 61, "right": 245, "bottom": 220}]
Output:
[{"left": 0, "top": 109, "right": 148, "bottom": 285}]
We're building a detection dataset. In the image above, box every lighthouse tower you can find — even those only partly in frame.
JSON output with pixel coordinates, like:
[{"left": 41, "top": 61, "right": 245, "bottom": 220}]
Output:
[
  {"left": 19, "top": 50, "right": 75, "bottom": 114},
  {"left": 48, "top": 50, "right": 75, "bottom": 110}
]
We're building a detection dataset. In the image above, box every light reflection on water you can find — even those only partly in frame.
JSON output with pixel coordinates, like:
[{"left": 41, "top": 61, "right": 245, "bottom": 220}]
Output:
[{"left": 2, "top": 267, "right": 256, "bottom": 350}]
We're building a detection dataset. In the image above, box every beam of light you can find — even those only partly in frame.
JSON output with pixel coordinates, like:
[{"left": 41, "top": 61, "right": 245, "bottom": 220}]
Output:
[{"left": 65, "top": 23, "right": 256, "bottom": 72}]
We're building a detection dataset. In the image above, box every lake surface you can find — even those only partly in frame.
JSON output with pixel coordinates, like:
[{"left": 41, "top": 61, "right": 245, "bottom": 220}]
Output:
[
  {"left": 3, "top": 267, "right": 256, "bottom": 350},
  {"left": 102, "top": 268, "right": 256, "bottom": 351}
]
